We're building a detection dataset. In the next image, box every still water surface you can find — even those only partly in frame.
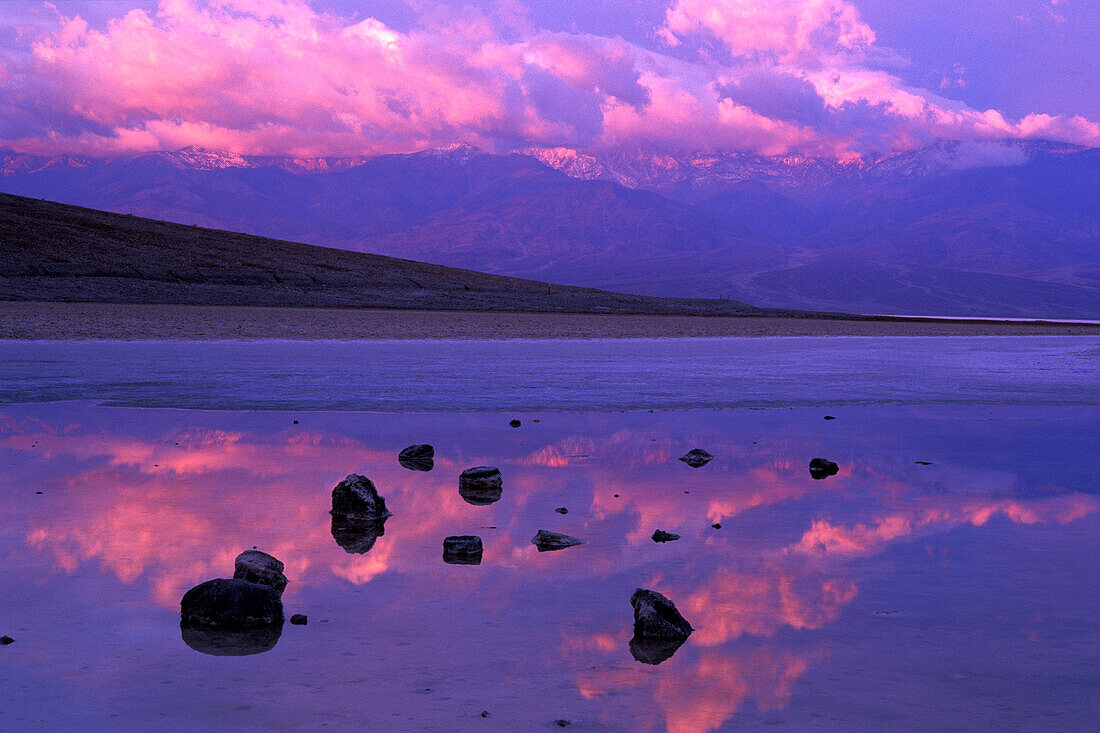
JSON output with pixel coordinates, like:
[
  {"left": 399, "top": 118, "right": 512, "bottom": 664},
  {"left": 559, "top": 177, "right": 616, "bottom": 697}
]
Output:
[{"left": 0, "top": 337, "right": 1097, "bottom": 731}]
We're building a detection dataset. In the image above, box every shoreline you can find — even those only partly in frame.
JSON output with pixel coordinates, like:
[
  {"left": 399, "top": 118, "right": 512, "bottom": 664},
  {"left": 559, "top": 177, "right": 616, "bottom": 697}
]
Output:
[{"left": 3, "top": 301, "right": 1099, "bottom": 339}]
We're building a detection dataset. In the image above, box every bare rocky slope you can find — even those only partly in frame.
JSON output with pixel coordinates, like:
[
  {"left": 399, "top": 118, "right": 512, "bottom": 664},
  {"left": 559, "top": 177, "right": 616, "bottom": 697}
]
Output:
[{"left": 0, "top": 192, "right": 782, "bottom": 315}]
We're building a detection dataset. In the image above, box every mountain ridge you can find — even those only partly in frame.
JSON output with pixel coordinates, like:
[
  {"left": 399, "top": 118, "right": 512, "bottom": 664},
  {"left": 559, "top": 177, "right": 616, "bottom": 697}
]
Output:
[{"left": 1, "top": 140, "right": 1096, "bottom": 318}]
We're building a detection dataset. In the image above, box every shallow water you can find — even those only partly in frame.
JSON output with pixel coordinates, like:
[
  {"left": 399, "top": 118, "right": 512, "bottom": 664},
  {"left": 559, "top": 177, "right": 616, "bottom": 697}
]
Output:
[
  {"left": 0, "top": 336, "right": 1097, "bottom": 410},
  {"left": 0, "top": 338, "right": 1098, "bottom": 732}
]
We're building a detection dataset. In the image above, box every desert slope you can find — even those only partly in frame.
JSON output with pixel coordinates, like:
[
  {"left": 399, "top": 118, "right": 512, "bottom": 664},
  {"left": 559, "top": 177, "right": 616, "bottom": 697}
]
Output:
[{"left": 0, "top": 192, "right": 775, "bottom": 315}]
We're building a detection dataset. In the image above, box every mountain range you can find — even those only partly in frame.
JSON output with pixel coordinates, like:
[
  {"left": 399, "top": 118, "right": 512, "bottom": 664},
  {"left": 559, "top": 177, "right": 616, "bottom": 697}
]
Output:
[{"left": 2, "top": 140, "right": 1096, "bottom": 317}]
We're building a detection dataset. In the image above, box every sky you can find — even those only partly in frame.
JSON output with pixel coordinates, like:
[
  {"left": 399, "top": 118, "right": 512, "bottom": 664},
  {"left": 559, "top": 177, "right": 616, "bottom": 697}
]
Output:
[{"left": 0, "top": 0, "right": 1096, "bottom": 159}]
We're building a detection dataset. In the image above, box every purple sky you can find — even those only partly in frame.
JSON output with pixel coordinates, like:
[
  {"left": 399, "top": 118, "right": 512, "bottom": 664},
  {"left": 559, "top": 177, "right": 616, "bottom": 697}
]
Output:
[{"left": 0, "top": 0, "right": 1096, "bottom": 158}]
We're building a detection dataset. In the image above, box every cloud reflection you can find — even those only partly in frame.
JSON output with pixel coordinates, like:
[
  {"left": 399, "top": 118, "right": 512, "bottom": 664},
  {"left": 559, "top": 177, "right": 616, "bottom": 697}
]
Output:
[{"left": 2, "top": 407, "right": 1095, "bottom": 732}]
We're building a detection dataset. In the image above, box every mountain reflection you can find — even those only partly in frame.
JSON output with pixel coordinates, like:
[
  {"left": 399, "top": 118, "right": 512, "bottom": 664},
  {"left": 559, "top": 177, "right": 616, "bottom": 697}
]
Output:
[{"left": 2, "top": 407, "right": 1095, "bottom": 732}]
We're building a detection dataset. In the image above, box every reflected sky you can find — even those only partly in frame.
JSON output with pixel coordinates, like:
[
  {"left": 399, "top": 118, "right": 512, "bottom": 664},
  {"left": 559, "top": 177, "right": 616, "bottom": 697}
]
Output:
[{"left": 1, "top": 403, "right": 1097, "bottom": 731}]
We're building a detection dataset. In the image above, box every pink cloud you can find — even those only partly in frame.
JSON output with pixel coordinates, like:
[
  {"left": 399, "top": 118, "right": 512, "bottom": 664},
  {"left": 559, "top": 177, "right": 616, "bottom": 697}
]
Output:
[
  {"left": 662, "top": 0, "right": 876, "bottom": 62},
  {"left": 0, "top": 0, "right": 1096, "bottom": 160}
]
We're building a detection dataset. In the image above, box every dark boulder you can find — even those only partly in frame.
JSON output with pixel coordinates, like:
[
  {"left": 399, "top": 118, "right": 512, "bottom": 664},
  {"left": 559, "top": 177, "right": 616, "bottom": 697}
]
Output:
[
  {"left": 631, "top": 588, "right": 693, "bottom": 640},
  {"left": 651, "top": 529, "right": 680, "bottom": 543},
  {"left": 629, "top": 635, "right": 687, "bottom": 665},
  {"left": 808, "top": 458, "right": 840, "bottom": 479},
  {"left": 233, "top": 550, "right": 288, "bottom": 598},
  {"left": 459, "top": 466, "right": 502, "bottom": 506},
  {"left": 331, "top": 474, "right": 393, "bottom": 519},
  {"left": 289, "top": 614, "right": 308, "bottom": 625},
  {"left": 443, "top": 535, "right": 484, "bottom": 565},
  {"left": 679, "top": 449, "right": 714, "bottom": 468},
  {"left": 398, "top": 444, "right": 435, "bottom": 472},
  {"left": 181, "top": 624, "right": 282, "bottom": 656},
  {"left": 331, "top": 514, "right": 387, "bottom": 554},
  {"left": 531, "top": 529, "right": 584, "bottom": 552},
  {"left": 180, "top": 578, "right": 283, "bottom": 629}
]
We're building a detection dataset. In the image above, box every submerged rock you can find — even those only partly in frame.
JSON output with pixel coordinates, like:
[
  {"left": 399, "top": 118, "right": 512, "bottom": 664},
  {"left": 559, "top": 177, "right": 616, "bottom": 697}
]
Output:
[
  {"left": 289, "top": 614, "right": 308, "bottom": 625},
  {"left": 631, "top": 588, "right": 693, "bottom": 640},
  {"left": 679, "top": 448, "right": 714, "bottom": 468},
  {"left": 651, "top": 529, "right": 680, "bottom": 543},
  {"left": 808, "top": 458, "right": 840, "bottom": 480},
  {"left": 398, "top": 444, "right": 435, "bottom": 472},
  {"left": 233, "top": 550, "right": 288, "bottom": 598},
  {"left": 180, "top": 578, "right": 283, "bottom": 629},
  {"left": 331, "top": 474, "right": 393, "bottom": 520},
  {"left": 629, "top": 635, "right": 687, "bottom": 665},
  {"left": 531, "top": 529, "right": 585, "bottom": 552},
  {"left": 181, "top": 624, "right": 282, "bottom": 656},
  {"left": 443, "top": 535, "right": 483, "bottom": 565},
  {"left": 331, "top": 515, "right": 387, "bottom": 554},
  {"left": 459, "top": 466, "right": 503, "bottom": 506}
]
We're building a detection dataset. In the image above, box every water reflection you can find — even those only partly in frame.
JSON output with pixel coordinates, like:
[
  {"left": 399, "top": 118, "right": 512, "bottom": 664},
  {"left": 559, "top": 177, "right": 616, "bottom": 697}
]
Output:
[
  {"left": 630, "top": 635, "right": 688, "bottom": 665},
  {"left": 331, "top": 515, "right": 388, "bottom": 554},
  {"left": 180, "top": 623, "right": 283, "bottom": 657},
  {"left": 1, "top": 405, "right": 1096, "bottom": 731}
]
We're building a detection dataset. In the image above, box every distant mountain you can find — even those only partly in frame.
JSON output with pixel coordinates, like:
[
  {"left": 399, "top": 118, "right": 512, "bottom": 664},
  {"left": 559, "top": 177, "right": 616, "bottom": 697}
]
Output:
[{"left": 1, "top": 140, "right": 1096, "bottom": 318}]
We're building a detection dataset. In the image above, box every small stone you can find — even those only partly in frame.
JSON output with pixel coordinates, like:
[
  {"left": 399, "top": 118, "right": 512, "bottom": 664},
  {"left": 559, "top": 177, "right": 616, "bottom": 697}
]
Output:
[
  {"left": 678, "top": 448, "right": 714, "bottom": 468},
  {"left": 459, "top": 466, "right": 503, "bottom": 506},
  {"left": 631, "top": 588, "right": 693, "bottom": 640},
  {"left": 289, "top": 614, "right": 308, "bottom": 625},
  {"left": 233, "top": 550, "right": 288, "bottom": 598},
  {"left": 808, "top": 458, "right": 840, "bottom": 480},
  {"left": 651, "top": 529, "right": 680, "bottom": 543},
  {"left": 509, "top": 419, "right": 521, "bottom": 428},
  {"left": 555, "top": 507, "right": 568, "bottom": 514},
  {"left": 531, "top": 530, "right": 584, "bottom": 552},
  {"left": 331, "top": 474, "right": 393, "bottom": 520},
  {"left": 0, "top": 635, "right": 13, "bottom": 645},
  {"left": 399, "top": 444, "right": 435, "bottom": 472},
  {"left": 180, "top": 578, "right": 283, "bottom": 629},
  {"left": 443, "top": 535, "right": 484, "bottom": 565}
]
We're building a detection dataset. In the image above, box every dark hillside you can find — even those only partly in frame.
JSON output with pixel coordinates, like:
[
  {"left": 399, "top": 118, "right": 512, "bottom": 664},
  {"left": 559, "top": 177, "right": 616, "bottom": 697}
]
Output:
[{"left": 0, "top": 193, "right": 772, "bottom": 315}]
